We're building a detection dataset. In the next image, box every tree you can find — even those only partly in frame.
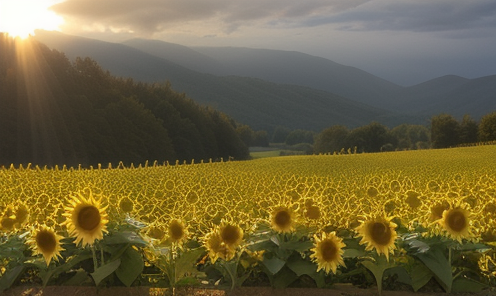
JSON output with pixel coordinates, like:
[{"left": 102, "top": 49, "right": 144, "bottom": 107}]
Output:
[
  {"left": 285, "top": 129, "right": 315, "bottom": 145},
  {"left": 252, "top": 130, "right": 269, "bottom": 147},
  {"left": 271, "top": 126, "right": 291, "bottom": 143},
  {"left": 478, "top": 111, "right": 496, "bottom": 142},
  {"left": 236, "top": 124, "right": 254, "bottom": 147},
  {"left": 431, "top": 114, "right": 460, "bottom": 148},
  {"left": 347, "top": 122, "right": 389, "bottom": 152},
  {"left": 314, "top": 125, "right": 349, "bottom": 154},
  {"left": 459, "top": 114, "right": 478, "bottom": 144}
]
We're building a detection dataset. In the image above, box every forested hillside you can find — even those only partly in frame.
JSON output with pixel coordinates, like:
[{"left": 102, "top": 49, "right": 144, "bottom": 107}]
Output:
[{"left": 0, "top": 34, "right": 249, "bottom": 167}]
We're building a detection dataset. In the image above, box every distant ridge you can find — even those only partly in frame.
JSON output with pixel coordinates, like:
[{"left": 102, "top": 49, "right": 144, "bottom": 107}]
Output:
[
  {"left": 34, "top": 30, "right": 399, "bottom": 132},
  {"left": 34, "top": 30, "right": 496, "bottom": 130}
]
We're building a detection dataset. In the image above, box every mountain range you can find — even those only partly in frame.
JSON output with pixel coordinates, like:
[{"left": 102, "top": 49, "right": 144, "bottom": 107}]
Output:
[{"left": 33, "top": 30, "right": 496, "bottom": 132}]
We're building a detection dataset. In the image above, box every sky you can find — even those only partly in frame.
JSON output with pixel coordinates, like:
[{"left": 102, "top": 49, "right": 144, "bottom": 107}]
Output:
[{"left": 2, "top": 0, "right": 496, "bottom": 86}]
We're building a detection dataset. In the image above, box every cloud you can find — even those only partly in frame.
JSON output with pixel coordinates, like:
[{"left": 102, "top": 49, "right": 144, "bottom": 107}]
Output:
[
  {"left": 303, "top": 0, "right": 496, "bottom": 34},
  {"left": 50, "top": 0, "right": 369, "bottom": 35}
]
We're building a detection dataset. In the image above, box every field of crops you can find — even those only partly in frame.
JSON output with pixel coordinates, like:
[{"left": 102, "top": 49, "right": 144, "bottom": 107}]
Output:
[{"left": 1, "top": 145, "right": 495, "bottom": 293}]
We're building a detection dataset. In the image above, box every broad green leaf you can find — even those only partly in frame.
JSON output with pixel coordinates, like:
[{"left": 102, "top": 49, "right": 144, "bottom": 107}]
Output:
[
  {"left": 175, "top": 247, "right": 206, "bottom": 280},
  {"left": 343, "top": 248, "right": 366, "bottom": 258},
  {"left": 286, "top": 255, "right": 317, "bottom": 277},
  {"left": 104, "top": 231, "right": 147, "bottom": 246},
  {"left": 410, "top": 263, "right": 433, "bottom": 292},
  {"left": 0, "top": 265, "right": 24, "bottom": 292},
  {"left": 280, "top": 240, "right": 313, "bottom": 252},
  {"left": 115, "top": 247, "right": 144, "bottom": 287},
  {"left": 90, "top": 259, "right": 121, "bottom": 286},
  {"left": 415, "top": 247, "right": 452, "bottom": 293},
  {"left": 262, "top": 256, "right": 286, "bottom": 275},
  {"left": 452, "top": 277, "right": 489, "bottom": 293},
  {"left": 42, "top": 252, "right": 93, "bottom": 286},
  {"left": 271, "top": 266, "right": 298, "bottom": 289},
  {"left": 62, "top": 269, "right": 91, "bottom": 286},
  {"left": 361, "top": 255, "right": 396, "bottom": 296}
]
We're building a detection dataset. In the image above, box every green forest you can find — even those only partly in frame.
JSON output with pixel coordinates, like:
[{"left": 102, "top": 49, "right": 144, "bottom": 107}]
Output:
[{"left": 0, "top": 34, "right": 249, "bottom": 167}]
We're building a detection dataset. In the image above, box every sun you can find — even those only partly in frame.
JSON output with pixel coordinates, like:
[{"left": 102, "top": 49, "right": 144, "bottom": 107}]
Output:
[{"left": 0, "top": 0, "right": 63, "bottom": 39}]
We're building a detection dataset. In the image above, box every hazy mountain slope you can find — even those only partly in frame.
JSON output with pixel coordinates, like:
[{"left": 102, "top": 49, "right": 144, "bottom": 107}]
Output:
[
  {"left": 33, "top": 30, "right": 397, "bottom": 131},
  {"left": 391, "top": 75, "right": 496, "bottom": 118},
  {"left": 121, "top": 38, "right": 403, "bottom": 108},
  {"left": 389, "top": 75, "right": 470, "bottom": 112},
  {"left": 426, "top": 75, "right": 496, "bottom": 118},
  {"left": 122, "top": 38, "right": 223, "bottom": 74}
]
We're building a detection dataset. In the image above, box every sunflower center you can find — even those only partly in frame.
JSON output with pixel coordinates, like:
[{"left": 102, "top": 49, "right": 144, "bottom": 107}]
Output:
[
  {"left": 305, "top": 206, "right": 321, "bottom": 220},
  {"left": 169, "top": 221, "right": 185, "bottom": 240},
  {"left": 36, "top": 230, "right": 57, "bottom": 253},
  {"left": 1, "top": 217, "right": 16, "bottom": 230},
  {"left": 369, "top": 222, "right": 392, "bottom": 246},
  {"left": 119, "top": 198, "right": 134, "bottom": 213},
  {"left": 274, "top": 210, "right": 291, "bottom": 229},
  {"left": 221, "top": 225, "right": 241, "bottom": 245},
  {"left": 447, "top": 210, "right": 466, "bottom": 232},
  {"left": 320, "top": 240, "right": 338, "bottom": 262},
  {"left": 77, "top": 205, "right": 101, "bottom": 231}
]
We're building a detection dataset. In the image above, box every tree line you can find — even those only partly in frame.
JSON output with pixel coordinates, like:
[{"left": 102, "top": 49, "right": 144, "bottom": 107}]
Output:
[
  {"left": 0, "top": 35, "right": 249, "bottom": 167},
  {"left": 273, "top": 111, "right": 496, "bottom": 154}
]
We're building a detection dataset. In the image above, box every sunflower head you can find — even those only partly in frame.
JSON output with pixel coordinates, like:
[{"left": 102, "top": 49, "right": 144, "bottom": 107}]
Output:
[
  {"left": 356, "top": 216, "right": 397, "bottom": 260},
  {"left": 310, "top": 232, "right": 346, "bottom": 274},
  {"left": 204, "top": 230, "right": 235, "bottom": 263},
  {"left": 271, "top": 206, "right": 295, "bottom": 233},
  {"left": 63, "top": 190, "right": 108, "bottom": 247},
  {"left": 118, "top": 197, "right": 134, "bottom": 213},
  {"left": 168, "top": 219, "right": 188, "bottom": 243},
  {"left": 219, "top": 222, "right": 243, "bottom": 250},
  {"left": 27, "top": 224, "right": 65, "bottom": 266},
  {"left": 439, "top": 206, "right": 473, "bottom": 243}
]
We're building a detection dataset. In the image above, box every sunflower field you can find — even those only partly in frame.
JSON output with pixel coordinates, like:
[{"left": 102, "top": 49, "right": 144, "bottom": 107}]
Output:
[{"left": 1, "top": 145, "right": 496, "bottom": 294}]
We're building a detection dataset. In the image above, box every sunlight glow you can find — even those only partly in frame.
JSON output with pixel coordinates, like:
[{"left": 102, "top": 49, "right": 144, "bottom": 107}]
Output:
[{"left": 0, "top": 0, "right": 63, "bottom": 39}]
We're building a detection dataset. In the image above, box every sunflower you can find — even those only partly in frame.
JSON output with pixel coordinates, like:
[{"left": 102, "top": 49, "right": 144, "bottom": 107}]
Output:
[
  {"left": 310, "top": 232, "right": 346, "bottom": 274},
  {"left": 219, "top": 222, "right": 243, "bottom": 251},
  {"left": 271, "top": 206, "right": 295, "bottom": 233},
  {"left": 439, "top": 206, "right": 473, "bottom": 243},
  {"left": 63, "top": 190, "right": 108, "bottom": 247},
  {"left": 203, "top": 221, "right": 243, "bottom": 263},
  {"left": 204, "top": 231, "right": 235, "bottom": 263},
  {"left": 27, "top": 224, "right": 64, "bottom": 266},
  {"left": 168, "top": 219, "right": 188, "bottom": 243},
  {"left": 356, "top": 216, "right": 397, "bottom": 260}
]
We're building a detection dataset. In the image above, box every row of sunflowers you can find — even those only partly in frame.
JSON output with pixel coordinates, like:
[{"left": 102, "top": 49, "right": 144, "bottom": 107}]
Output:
[{"left": 1, "top": 145, "right": 496, "bottom": 294}]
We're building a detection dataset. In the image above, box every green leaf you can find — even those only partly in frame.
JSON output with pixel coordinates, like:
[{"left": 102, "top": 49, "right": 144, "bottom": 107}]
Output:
[
  {"left": 361, "top": 255, "right": 396, "bottom": 296},
  {"left": 343, "top": 248, "right": 366, "bottom": 258},
  {"left": 115, "top": 247, "right": 144, "bottom": 287},
  {"left": 279, "top": 240, "right": 313, "bottom": 252},
  {"left": 271, "top": 266, "right": 298, "bottom": 289},
  {"left": 90, "top": 259, "right": 121, "bottom": 286},
  {"left": 286, "top": 255, "right": 317, "bottom": 277},
  {"left": 175, "top": 247, "right": 205, "bottom": 280},
  {"left": 410, "top": 263, "right": 433, "bottom": 292},
  {"left": 452, "top": 277, "right": 489, "bottom": 293},
  {"left": 415, "top": 247, "right": 452, "bottom": 293},
  {"left": 262, "top": 256, "right": 286, "bottom": 275},
  {"left": 42, "top": 252, "right": 93, "bottom": 286},
  {"left": 62, "top": 269, "right": 91, "bottom": 286},
  {"left": 104, "top": 231, "right": 147, "bottom": 246},
  {"left": 0, "top": 265, "right": 24, "bottom": 292}
]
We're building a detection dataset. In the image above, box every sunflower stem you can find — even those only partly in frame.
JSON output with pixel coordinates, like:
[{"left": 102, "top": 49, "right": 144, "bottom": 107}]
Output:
[
  {"left": 100, "top": 243, "right": 105, "bottom": 265},
  {"left": 91, "top": 245, "right": 98, "bottom": 271}
]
